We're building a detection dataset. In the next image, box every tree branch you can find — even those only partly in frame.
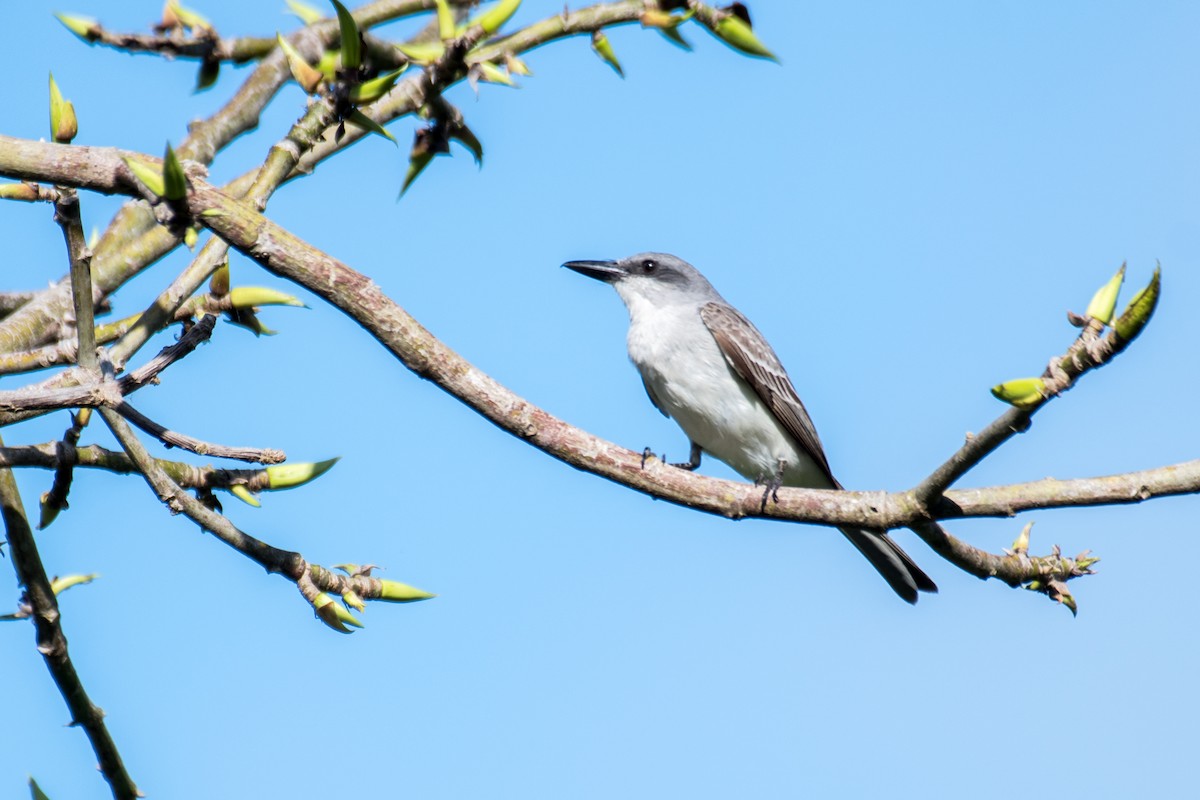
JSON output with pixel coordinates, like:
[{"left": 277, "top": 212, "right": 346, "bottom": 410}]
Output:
[
  {"left": 0, "top": 434, "right": 140, "bottom": 800},
  {"left": 0, "top": 0, "right": 420, "bottom": 354},
  {"left": 0, "top": 314, "right": 216, "bottom": 415},
  {"left": 111, "top": 400, "right": 285, "bottom": 464},
  {"left": 0, "top": 1, "right": 647, "bottom": 365},
  {"left": 0, "top": 136, "right": 1184, "bottom": 511},
  {"left": 0, "top": 441, "right": 260, "bottom": 490},
  {"left": 97, "top": 408, "right": 423, "bottom": 615}
]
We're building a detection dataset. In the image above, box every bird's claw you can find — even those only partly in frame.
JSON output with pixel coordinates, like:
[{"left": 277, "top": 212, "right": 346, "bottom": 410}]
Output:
[
  {"left": 757, "top": 479, "right": 782, "bottom": 512},
  {"left": 670, "top": 442, "right": 703, "bottom": 471},
  {"left": 756, "top": 460, "right": 786, "bottom": 512}
]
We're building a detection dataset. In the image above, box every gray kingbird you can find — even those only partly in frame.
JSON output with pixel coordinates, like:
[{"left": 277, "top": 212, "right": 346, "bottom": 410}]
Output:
[{"left": 564, "top": 252, "right": 937, "bottom": 604}]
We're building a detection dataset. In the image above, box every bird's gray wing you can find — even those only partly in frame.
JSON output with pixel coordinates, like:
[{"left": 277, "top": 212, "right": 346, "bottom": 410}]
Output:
[
  {"left": 699, "top": 301, "right": 837, "bottom": 485},
  {"left": 641, "top": 377, "right": 669, "bottom": 417},
  {"left": 701, "top": 303, "right": 936, "bottom": 602}
]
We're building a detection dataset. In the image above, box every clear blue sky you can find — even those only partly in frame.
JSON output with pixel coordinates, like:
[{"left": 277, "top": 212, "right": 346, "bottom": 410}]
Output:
[{"left": 2, "top": 1, "right": 1198, "bottom": 797}]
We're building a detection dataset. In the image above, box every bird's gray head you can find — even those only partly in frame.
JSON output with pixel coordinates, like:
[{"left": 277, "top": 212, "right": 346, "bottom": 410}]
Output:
[{"left": 562, "top": 252, "right": 720, "bottom": 311}]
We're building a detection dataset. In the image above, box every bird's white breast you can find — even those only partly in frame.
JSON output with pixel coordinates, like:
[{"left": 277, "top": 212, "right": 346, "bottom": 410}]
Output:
[{"left": 622, "top": 297, "right": 829, "bottom": 488}]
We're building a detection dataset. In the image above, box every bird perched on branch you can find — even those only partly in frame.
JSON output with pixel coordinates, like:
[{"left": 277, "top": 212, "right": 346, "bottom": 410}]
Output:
[{"left": 564, "top": 252, "right": 936, "bottom": 603}]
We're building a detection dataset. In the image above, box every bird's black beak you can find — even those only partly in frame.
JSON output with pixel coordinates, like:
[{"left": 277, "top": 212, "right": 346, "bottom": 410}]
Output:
[{"left": 562, "top": 259, "right": 624, "bottom": 283}]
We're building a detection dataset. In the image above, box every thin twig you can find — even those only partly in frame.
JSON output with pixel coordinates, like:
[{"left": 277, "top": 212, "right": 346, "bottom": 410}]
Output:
[
  {"left": 98, "top": 408, "right": 299, "bottom": 572},
  {"left": 909, "top": 520, "right": 1095, "bottom": 588},
  {"left": 0, "top": 315, "right": 217, "bottom": 415},
  {"left": 0, "top": 433, "right": 140, "bottom": 800},
  {"left": 930, "top": 461, "right": 1200, "bottom": 518},
  {"left": 0, "top": 441, "right": 261, "bottom": 490},
  {"left": 108, "top": 95, "right": 339, "bottom": 369},
  {"left": 98, "top": 408, "right": 403, "bottom": 607},
  {"left": 912, "top": 303, "right": 1155, "bottom": 510},
  {"left": 118, "top": 314, "right": 216, "bottom": 391},
  {"left": 38, "top": 410, "right": 90, "bottom": 529},
  {"left": 113, "top": 401, "right": 285, "bottom": 464},
  {"left": 54, "top": 189, "right": 97, "bottom": 371}
]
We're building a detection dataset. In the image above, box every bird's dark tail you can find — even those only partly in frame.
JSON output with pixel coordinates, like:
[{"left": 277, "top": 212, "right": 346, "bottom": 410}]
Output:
[{"left": 839, "top": 528, "right": 938, "bottom": 604}]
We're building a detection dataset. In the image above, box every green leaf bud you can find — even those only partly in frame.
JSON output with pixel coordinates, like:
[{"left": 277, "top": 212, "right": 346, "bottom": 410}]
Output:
[
  {"left": 123, "top": 156, "right": 166, "bottom": 198},
  {"left": 0, "top": 183, "right": 40, "bottom": 202},
  {"left": 229, "top": 484, "right": 261, "bottom": 507},
  {"left": 377, "top": 579, "right": 436, "bottom": 602},
  {"left": 312, "top": 592, "right": 361, "bottom": 632},
  {"left": 1113, "top": 266, "right": 1161, "bottom": 343},
  {"left": 344, "top": 108, "right": 397, "bottom": 144},
  {"left": 330, "top": 0, "right": 361, "bottom": 70},
  {"left": 48, "top": 73, "right": 78, "bottom": 144},
  {"left": 473, "top": 61, "right": 515, "bottom": 86},
  {"left": 472, "top": 0, "right": 521, "bottom": 35},
  {"left": 591, "top": 31, "right": 624, "bottom": 77},
  {"left": 990, "top": 377, "right": 1047, "bottom": 409},
  {"left": 164, "top": 0, "right": 213, "bottom": 32},
  {"left": 396, "top": 41, "right": 445, "bottom": 63},
  {"left": 342, "top": 590, "right": 365, "bottom": 613},
  {"left": 49, "top": 573, "right": 99, "bottom": 595},
  {"left": 1085, "top": 263, "right": 1125, "bottom": 326},
  {"left": 348, "top": 68, "right": 406, "bottom": 105},
  {"left": 55, "top": 13, "right": 100, "bottom": 42},
  {"left": 228, "top": 286, "right": 308, "bottom": 309},
  {"left": 286, "top": 0, "right": 324, "bottom": 24},
  {"left": 277, "top": 33, "right": 324, "bottom": 93},
  {"left": 265, "top": 457, "right": 340, "bottom": 490},
  {"left": 195, "top": 58, "right": 220, "bottom": 92},
  {"left": 705, "top": 10, "right": 778, "bottom": 61},
  {"left": 435, "top": 0, "right": 456, "bottom": 40},
  {"left": 162, "top": 143, "right": 188, "bottom": 201}
]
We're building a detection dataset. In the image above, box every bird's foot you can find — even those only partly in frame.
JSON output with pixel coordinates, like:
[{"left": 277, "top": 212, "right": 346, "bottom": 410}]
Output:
[
  {"left": 670, "top": 442, "right": 703, "bottom": 471},
  {"left": 641, "top": 447, "right": 662, "bottom": 469},
  {"left": 755, "top": 460, "right": 787, "bottom": 512}
]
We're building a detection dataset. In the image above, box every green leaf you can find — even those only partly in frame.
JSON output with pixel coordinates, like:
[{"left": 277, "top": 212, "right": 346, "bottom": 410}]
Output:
[
  {"left": 450, "top": 123, "right": 483, "bottom": 166},
  {"left": 228, "top": 286, "right": 308, "bottom": 309},
  {"left": 347, "top": 67, "right": 406, "bottom": 104},
  {"left": 473, "top": 60, "right": 515, "bottom": 86},
  {"left": 1085, "top": 263, "right": 1125, "bottom": 326},
  {"left": 312, "top": 592, "right": 361, "bottom": 632},
  {"left": 123, "top": 156, "right": 166, "bottom": 197},
  {"left": 377, "top": 579, "right": 436, "bottom": 602},
  {"left": 48, "top": 72, "right": 78, "bottom": 143},
  {"left": 400, "top": 150, "right": 434, "bottom": 195},
  {"left": 990, "top": 377, "right": 1046, "bottom": 409},
  {"left": 591, "top": 31, "right": 624, "bottom": 78},
  {"left": 266, "top": 457, "right": 341, "bottom": 490},
  {"left": 162, "top": 143, "right": 188, "bottom": 201},
  {"left": 223, "top": 307, "right": 277, "bottom": 336},
  {"left": 277, "top": 33, "right": 324, "bottom": 93},
  {"left": 286, "top": 0, "right": 324, "bottom": 24},
  {"left": 330, "top": 0, "right": 361, "bottom": 70},
  {"left": 1114, "top": 265, "right": 1161, "bottom": 343},
  {"left": 707, "top": 12, "right": 777, "bottom": 61},
  {"left": 29, "top": 777, "right": 51, "bottom": 800},
  {"left": 396, "top": 40, "right": 445, "bottom": 63},
  {"left": 49, "top": 573, "right": 99, "bottom": 595},
  {"left": 657, "top": 24, "right": 692, "bottom": 51},
  {"left": 344, "top": 108, "right": 396, "bottom": 144},
  {"left": 471, "top": 0, "right": 521, "bottom": 35},
  {"left": 165, "top": 0, "right": 213, "bottom": 32},
  {"left": 195, "top": 58, "right": 220, "bottom": 92},
  {"left": 54, "top": 12, "right": 99, "bottom": 42},
  {"left": 229, "top": 484, "right": 261, "bottom": 507},
  {"left": 435, "top": 0, "right": 456, "bottom": 40}
]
